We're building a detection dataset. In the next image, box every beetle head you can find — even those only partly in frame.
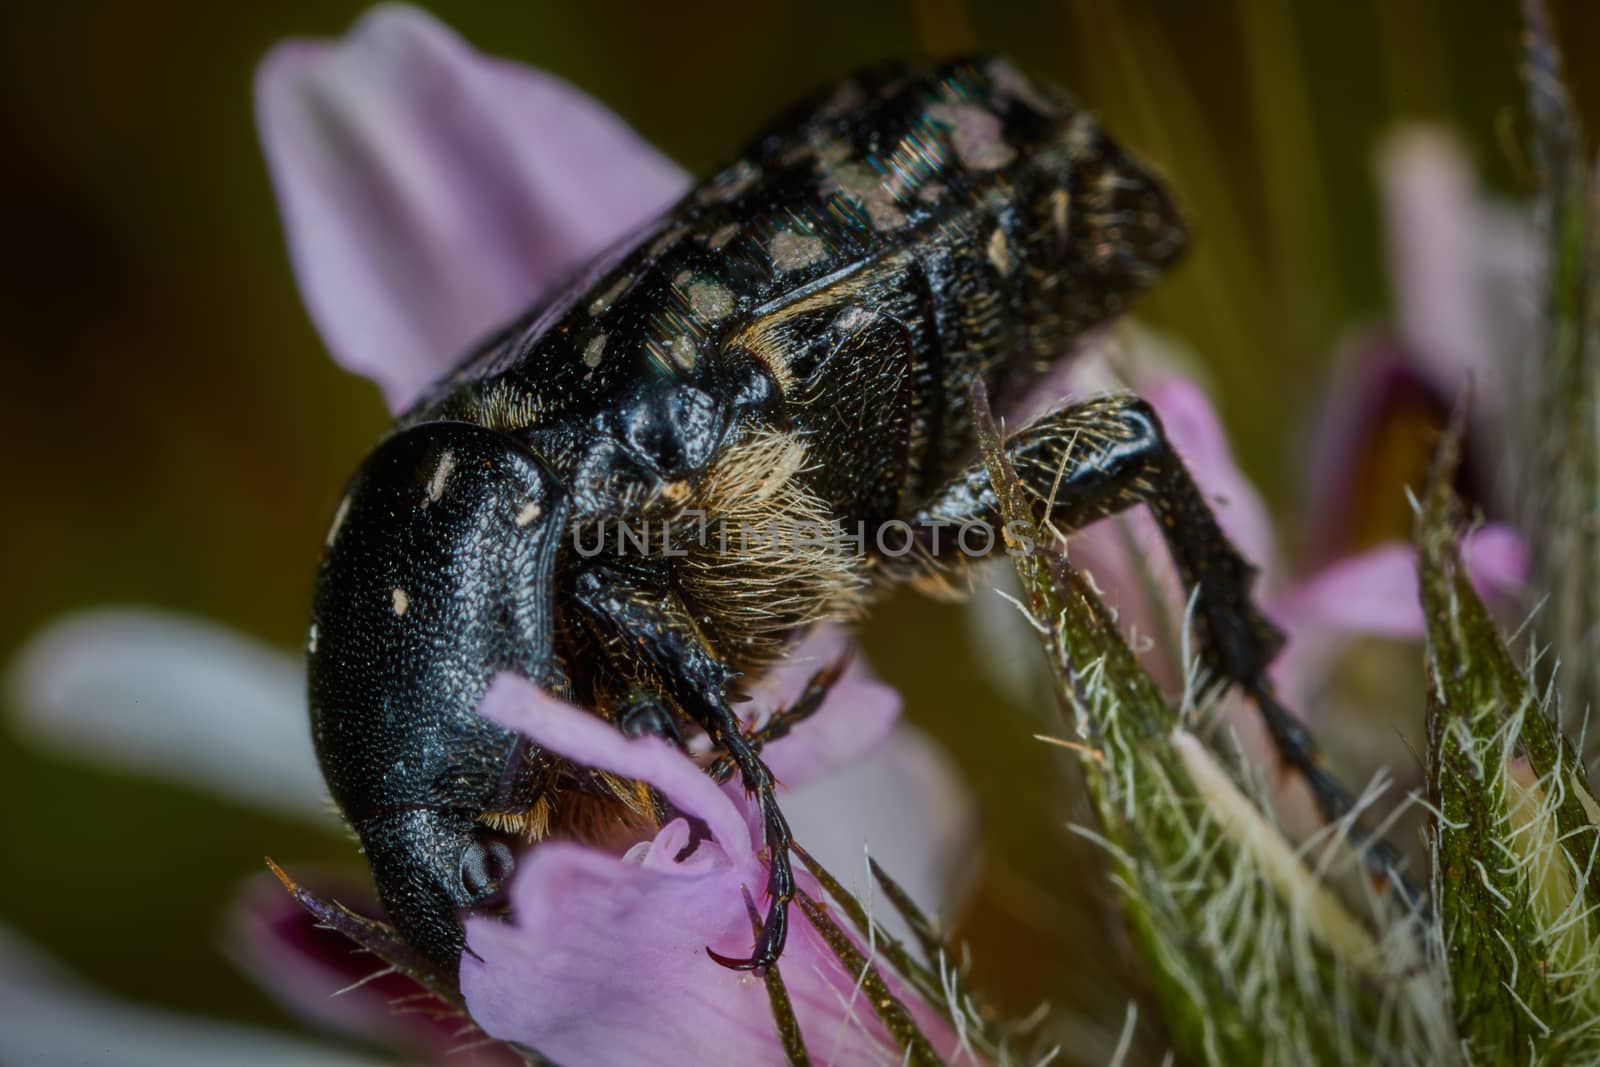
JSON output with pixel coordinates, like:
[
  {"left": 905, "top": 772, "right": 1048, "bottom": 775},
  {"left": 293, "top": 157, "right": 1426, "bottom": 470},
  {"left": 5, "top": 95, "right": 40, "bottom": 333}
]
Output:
[
  {"left": 310, "top": 420, "right": 569, "bottom": 975},
  {"left": 355, "top": 808, "right": 517, "bottom": 971}
]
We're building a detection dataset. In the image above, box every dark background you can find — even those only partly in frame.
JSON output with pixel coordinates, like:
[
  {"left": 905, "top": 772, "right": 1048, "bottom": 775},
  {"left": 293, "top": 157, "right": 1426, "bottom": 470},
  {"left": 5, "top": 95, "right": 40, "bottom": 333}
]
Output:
[{"left": 2, "top": 0, "right": 1595, "bottom": 1052}]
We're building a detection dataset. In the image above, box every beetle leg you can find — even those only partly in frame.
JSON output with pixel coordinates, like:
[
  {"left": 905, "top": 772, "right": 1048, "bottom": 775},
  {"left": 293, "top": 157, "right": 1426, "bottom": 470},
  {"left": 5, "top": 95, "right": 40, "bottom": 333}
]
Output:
[
  {"left": 706, "top": 646, "right": 852, "bottom": 784},
  {"left": 907, "top": 393, "right": 1285, "bottom": 688},
  {"left": 899, "top": 394, "right": 1420, "bottom": 898},
  {"left": 571, "top": 565, "right": 795, "bottom": 973},
  {"left": 615, "top": 690, "right": 686, "bottom": 748}
]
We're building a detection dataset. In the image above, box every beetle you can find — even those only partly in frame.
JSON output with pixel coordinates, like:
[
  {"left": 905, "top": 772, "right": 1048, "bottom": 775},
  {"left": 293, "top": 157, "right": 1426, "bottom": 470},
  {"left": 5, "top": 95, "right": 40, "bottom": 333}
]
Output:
[{"left": 308, "top": 54, "right": 1287, "bottom": 978}]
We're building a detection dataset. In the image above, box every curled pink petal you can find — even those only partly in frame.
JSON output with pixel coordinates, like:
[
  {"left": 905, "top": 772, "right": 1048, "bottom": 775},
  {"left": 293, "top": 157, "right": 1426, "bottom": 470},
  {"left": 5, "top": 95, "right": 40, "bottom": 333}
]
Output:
[
  {"left": 462, "top": 844, "right": 782, "bottom": 1065},
  {"left": 462, "top": 834, "right": 960, "bottom": 1066},
  {"left": 748, "top": 625, "right": 903, "bottom": 788},
  {"left": 1269, "top": 524, "right": 1528, "bottom": 704},
  {"left": 478, "top": 673, "right": 750, "bottom": 860},
  {"left": 1275, "top": 523, "right": 1527, "bottom": 642},
  {"left": 469, "top": 653, "right": 969, "bottom": 1062},
  {"left": 1381, "top": 128, "right": 1496, "bottom": 395},
  {"left": 256, "top": 5, "right": 689, "bottom": 411}
]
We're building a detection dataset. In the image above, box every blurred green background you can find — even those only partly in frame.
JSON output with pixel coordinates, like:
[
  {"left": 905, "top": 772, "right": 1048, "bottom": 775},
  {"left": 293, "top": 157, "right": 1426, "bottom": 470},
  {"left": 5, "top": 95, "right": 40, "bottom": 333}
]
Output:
[{"left": 1, "top": 0, "right": 1595, "bottom": 1053}]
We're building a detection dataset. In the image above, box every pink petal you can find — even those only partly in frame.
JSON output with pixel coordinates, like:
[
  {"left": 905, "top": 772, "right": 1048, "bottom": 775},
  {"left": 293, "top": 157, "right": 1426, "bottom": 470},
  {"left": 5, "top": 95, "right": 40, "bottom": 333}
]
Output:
[
  {"left": 747, "top": 625, "right": 903, "bottom": 788},
  {"left": 1459, "top": 523, "right": 1529, "bottom": 603},
  {"left": 6, "top": 610, "right": 329, "bottom": 824},
  {"left": 256, "top": 5, "right": 689, "bottom": 412},
  {"left": 1270, "top": 525, "right": 1528, "bottom": 703},
  {"left": 461, "top": 835, "right": 959, "bottom": 1067},
  {"left": 1275, "top": 543, "right": 1431, "bottom": 643},
  {"left": 1381, "top": 129, "right": 1491, "bottom": 392},
  {"left": 1379, "top": 127, "right": 1541, "bottom": 408},
  {"left": 478, "top": 674, "right": 751, "bottom": 862},
  {"left": 1275, "top": 524, "right": 1527, "bottom": 640},
  {"left": 784, "top": 723, "right": 978, "bottom": 929}
]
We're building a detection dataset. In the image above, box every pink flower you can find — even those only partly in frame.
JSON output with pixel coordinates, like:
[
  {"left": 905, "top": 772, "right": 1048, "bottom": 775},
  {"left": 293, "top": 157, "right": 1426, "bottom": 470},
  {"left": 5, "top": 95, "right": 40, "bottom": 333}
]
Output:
[
  {"left": 4, "top": 2, "right": 1538, "bottom": 1062},
  {"left": 7, "top": 7, "right": 977, "bottom": 1065},
  {"left": 255, "top": 2, "right": 689, "bottom": 416},
  {"left": 1303, "top": 128, "right": 1542, "bottom": 557},
  {"left": 253, "top": 9, "right": 978, "bottom": 1059},
  {"left": 462, "top": 641, "right": 969, "bottom": 1065}
]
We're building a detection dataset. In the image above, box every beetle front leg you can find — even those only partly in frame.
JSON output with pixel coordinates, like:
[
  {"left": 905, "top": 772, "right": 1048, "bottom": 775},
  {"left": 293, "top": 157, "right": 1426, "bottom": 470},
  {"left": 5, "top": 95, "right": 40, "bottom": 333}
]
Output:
[{"left": 571, "top": 565, "right": 795, "bottom": 973}]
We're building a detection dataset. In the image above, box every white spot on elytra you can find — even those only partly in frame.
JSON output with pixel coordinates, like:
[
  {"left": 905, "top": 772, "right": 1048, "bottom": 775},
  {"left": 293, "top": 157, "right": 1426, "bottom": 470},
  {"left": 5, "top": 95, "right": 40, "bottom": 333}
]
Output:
[
  {"left": 826, "top": 162, "right": 907, "bottom": 230},
  {"left": 391, "top": 588, "right": 409, "bottom": 616},
  {"left": 588, "top": 275, "right": 631, "bottom": 317},
  {"left": 768, "top": 230, "right": 826, "bottom": 272},
  {"left": 426, "top": 449, "right": 455, "bottom": 503},
  {"left": 1051, "top": 189, "right": 1072, "bottom": 245},
  {"left": 516, "top": 501, "right": 542, "bottom": 527},
  {"left": 646, "top": 225, "right": 689, "bottom": 258},
  {"left": 697, "top": 159, "right": 760, "bottom": 204},
  {"left": 584, "top": 332, "right": 607, "bottom": 369},
  {"left": 819, "top": 80, "right": 867, "bottom": 119},
  {"left": 834, "top": 307, "right": 872, "bottom": 333},
  {"left": 705, "top": 222, "right": 741, "bottom": 249},
  {"left": 307, "top": 623, "right": 318, "bottom": 654},
  {"left": 1063, "top": 111, "right": 1098, "bottom": 155},
  {"left": 685, "top": 278, "right": 734, "bottom": 321},
  {"left": 927, "top": 102, "right": 1016, "bottom": 171},
  {"left": 986, "top": 58, "right": 1064, "bottom": 117},
  {"left": 987, "top": 228, "right": 1011, "bottom": 276},
  {"left": 668, "top": 335, "right": 698, "bottom": 371},
  {"left": 324, "top": 495, "right": 351, "bottom": 549}
]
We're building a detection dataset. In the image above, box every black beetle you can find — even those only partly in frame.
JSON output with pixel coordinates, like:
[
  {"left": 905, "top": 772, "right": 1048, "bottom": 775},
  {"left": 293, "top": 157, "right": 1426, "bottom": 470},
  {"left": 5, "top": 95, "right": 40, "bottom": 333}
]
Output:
[{"left": 308, "top": 55, "right": 1283, "bottom": 977}]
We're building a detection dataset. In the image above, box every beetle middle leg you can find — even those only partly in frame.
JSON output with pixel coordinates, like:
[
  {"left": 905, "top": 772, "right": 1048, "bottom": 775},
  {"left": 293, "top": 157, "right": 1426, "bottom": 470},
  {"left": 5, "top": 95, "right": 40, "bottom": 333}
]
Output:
[
  {"left": 614, "top": 690, "right": 685, "bottom": 746},
  {"left": 706, "top": 648, "right": 852, "bottom": 785},
  {"left": 571, "top": 564, "right": 796, "bottom": 973}
]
